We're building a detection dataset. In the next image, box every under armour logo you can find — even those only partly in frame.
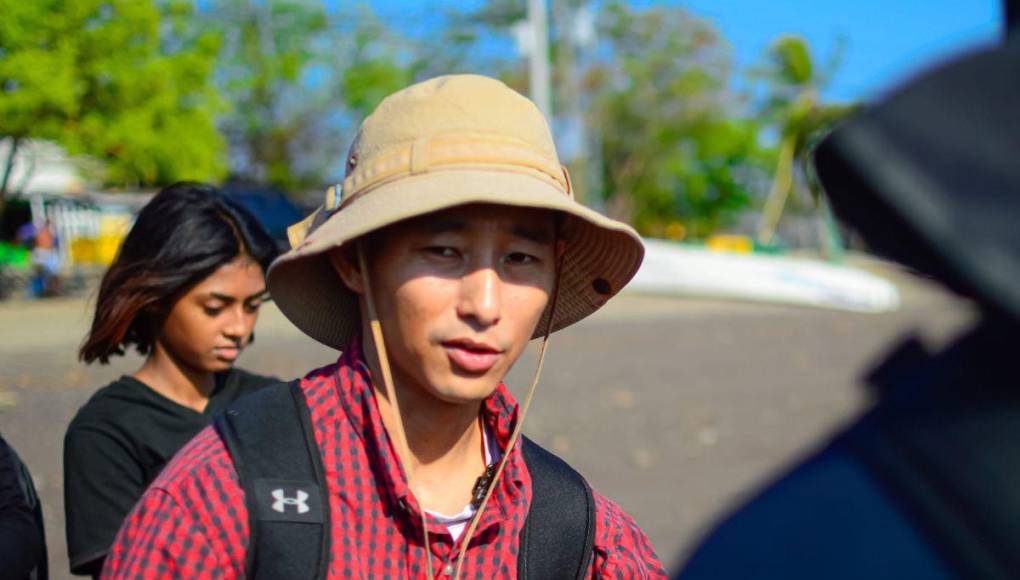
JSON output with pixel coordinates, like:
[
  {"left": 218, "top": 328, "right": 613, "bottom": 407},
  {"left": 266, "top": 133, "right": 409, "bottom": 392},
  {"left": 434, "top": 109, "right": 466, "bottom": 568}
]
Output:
[
  {"left": 254, "top": 480, "right": 322, "bottom": 522},
  {"left": 271, "top": 488, "right": 310, "bottom": 514}
]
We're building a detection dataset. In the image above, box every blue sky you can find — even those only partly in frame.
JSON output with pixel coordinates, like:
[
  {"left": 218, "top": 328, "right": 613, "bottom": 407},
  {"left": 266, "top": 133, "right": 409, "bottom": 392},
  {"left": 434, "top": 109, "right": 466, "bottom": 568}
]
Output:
[
  {"left": 357, "top": 0, "right": 1002, "bottom": 103},
  {"left": 672, "top": 0, "right": 1002, "bottom": 101}
]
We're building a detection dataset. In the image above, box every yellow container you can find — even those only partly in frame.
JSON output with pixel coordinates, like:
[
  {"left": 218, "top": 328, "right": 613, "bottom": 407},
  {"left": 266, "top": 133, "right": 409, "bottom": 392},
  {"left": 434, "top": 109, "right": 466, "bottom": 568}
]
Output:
[
  {"left": 95, "top": 235, "right": 125, "bottom": 265},
  {"left": 70, "top": 238, "right": 97, "bottom": 265},
  {"left": 707, "top": 234, "right": 754, "bottom": 254},
  {"left": 68, "top": 235, "right": 125, "bottom": 266}
]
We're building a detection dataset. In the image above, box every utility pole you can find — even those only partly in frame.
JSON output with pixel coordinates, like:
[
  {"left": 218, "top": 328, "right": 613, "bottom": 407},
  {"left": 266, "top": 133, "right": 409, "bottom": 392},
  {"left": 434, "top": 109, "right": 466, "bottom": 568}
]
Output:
[
  {"left": 553, "top": 0, "right": 589, "bottom": 203},
  {"left": 528, "top": 0, "right": 551, "bottom": 118}
]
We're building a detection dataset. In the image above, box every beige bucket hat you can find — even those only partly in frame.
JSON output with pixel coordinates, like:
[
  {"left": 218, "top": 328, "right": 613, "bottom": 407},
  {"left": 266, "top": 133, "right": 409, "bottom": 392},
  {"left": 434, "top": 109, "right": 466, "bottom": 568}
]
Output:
[{"left": 267, "top": 74, "right": 644, "bottom": 350}]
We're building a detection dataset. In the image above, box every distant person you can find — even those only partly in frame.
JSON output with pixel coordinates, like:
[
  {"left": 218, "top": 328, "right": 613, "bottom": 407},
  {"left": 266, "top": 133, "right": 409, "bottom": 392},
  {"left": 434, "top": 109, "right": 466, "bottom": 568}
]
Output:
[
  {"left": 0, "top": 434, "right": 47, "bottom": 580},
  {"left": 16, "top": 219, "right": 61, "bottom": 297},
  {"left": 64, "top": 182, "right": 279, "bottom": 577},
  {"left": 20, "top": 218, "right": 62, "bottom": 297},
  {"left": 677, "top": 34, "right": 1020, "bottom": 580},
  {"left": 103, "top": 76, "right": 665, "bottom": 578},
  {"left": 15, "top": 220, "right": 37, "bottom": 249}
]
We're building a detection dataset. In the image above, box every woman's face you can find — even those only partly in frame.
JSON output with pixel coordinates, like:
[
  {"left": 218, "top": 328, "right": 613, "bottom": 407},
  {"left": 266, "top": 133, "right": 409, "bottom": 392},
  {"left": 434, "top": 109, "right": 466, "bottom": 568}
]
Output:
[{"left": 156, "top": 256, "right": 268, "bottom": 374}]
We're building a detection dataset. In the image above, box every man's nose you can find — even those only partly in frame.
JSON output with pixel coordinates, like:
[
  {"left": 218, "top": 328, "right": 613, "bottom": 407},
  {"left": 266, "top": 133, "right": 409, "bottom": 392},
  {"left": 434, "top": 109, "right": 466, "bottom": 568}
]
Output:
[{"left": 457, "top": 267, "right": 502, "bottom": 328}]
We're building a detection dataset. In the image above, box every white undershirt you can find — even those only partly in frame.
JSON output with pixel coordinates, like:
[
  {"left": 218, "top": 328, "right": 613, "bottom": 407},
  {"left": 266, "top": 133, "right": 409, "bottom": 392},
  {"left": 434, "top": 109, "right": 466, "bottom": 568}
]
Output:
[{"left": 423, "top": 421, "right": 503, "bottom": 541}]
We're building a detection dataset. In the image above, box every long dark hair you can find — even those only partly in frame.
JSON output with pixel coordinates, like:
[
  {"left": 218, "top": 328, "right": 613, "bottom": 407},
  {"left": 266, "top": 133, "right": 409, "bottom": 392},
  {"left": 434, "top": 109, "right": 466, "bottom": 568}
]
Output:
[{"left": 80, "top": 182, "right": 279, "bottom": 364}]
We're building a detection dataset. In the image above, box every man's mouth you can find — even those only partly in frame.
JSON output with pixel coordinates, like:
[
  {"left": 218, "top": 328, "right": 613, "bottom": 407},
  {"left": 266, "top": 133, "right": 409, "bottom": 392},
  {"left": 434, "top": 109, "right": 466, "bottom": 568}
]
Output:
[{"left": 441, "top": 338, "right": 503, "bottom": 374}]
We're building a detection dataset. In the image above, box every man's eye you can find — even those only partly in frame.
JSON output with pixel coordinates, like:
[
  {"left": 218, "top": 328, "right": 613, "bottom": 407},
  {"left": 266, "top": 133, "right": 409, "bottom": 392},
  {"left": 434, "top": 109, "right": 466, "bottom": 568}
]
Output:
[
  {"left": 506, "top": 252, "right": 538, "bottom": 265},
  {"left": 203, "top": 306, "right": 223, "bottom": 316},
  {"left": 424, "top": 246, "right": 459, "bottom": 258},
  {"left": 244, "top": 302, "right": 262, "bottom": 314}
]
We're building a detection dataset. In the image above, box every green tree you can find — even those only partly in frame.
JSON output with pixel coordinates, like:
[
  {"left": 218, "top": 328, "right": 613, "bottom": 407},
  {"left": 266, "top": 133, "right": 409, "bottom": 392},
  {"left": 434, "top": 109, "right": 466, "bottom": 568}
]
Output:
[
  {"left": 0, "top": 0, "right": 225, "bottom": 208},
  {"left": 206, "top": 1, "right": 427, "bottom": 189},
  {"left": 588, "top": 3, "right": 769, "bottom": 238},
  {"left": 448, "top": 1, "right": 769, "bottom": 238},
  {"left": 753, "top": 35, "right": 859, "bottom": 248},
  {"left": 337, "top": 9, "right": 417, "bottom": 121},
  {"left": 206, "top": 0, "right": 330, "bottom": 189}
]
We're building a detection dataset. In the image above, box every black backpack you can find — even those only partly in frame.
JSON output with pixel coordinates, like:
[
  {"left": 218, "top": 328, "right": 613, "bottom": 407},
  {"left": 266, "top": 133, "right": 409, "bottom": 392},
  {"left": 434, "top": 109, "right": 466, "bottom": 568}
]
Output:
[
  {"left": 6, "top": 440, "right": 48, "bottom": 580},
  {"left": 214, "top": 381, "right": 596, "bottom": 579}
]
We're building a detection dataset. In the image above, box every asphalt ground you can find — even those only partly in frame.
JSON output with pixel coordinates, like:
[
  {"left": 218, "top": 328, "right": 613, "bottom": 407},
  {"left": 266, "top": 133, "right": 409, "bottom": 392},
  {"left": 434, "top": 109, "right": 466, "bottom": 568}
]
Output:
[{"left": 0, "top": 264, "right": 974, "bottom": 578}]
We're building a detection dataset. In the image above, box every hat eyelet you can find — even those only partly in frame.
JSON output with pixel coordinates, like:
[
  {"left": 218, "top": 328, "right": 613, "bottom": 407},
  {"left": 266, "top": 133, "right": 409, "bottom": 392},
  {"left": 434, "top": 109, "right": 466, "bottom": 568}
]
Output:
[{"left": 592, "top": 278, "right": 612, "bottom": 295}]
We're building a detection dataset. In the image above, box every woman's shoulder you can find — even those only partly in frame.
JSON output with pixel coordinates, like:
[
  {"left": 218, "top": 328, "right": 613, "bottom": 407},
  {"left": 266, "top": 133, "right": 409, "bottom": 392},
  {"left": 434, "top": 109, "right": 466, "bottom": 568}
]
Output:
[
  {"left": 223, "top": 367, "right": 281, "bottom": 392},
  {"left": 66, "top": 376, "right": 153, "bottom": 434}
]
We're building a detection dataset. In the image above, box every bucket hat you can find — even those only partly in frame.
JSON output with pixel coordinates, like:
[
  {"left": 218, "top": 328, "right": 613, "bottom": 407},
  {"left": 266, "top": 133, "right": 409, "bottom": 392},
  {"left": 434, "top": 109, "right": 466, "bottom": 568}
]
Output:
[
  {"left": 813, "top": 39, "right": 1020, "bottom": 323},
  {"left": 268, "top": 74, "right": 645, "bottom": 350}
]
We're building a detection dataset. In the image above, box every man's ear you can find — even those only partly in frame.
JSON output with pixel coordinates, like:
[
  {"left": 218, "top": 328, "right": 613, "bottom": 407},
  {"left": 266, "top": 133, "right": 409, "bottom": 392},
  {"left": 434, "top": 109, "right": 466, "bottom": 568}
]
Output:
[{"left": 328, "top": 247, "right": 365, "bottom": 295}]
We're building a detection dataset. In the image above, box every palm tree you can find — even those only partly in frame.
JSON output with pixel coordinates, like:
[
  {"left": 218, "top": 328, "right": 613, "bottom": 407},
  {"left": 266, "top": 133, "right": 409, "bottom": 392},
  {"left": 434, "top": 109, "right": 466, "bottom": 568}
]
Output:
[{"left": 755, "top": 35, "right": 858, "bottom": 255}]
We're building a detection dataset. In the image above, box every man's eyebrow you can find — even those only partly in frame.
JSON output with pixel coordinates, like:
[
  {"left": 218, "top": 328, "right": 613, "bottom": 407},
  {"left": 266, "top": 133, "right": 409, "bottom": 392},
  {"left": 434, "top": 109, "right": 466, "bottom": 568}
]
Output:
[{"left": 511, "top": 225, "right": 554, "bottom": 245}]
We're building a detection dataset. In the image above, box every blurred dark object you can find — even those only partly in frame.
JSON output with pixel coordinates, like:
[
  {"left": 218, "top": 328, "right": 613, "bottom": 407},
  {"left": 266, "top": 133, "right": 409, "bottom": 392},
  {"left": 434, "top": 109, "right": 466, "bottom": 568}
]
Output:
[
  {"left": 0, "top": 434, "right": 48, "bottom": 580},
  {"left": 0, "top": 198, "right": 32, "bottom": 242},
  {"left": 676, "top": 31, "right": 1020, "bottom": 580},
  {"left": 220, "top": 182, "right": 306, "bottom": 247},
  {"left": 814, "top": 40, "right": 1020, "bottom": 325},
  {"left": 1007, "top": 0, "right": 1019, "bottom": 36},
  {"left": 679, "top": 320, "right": 1017, "bottom": 580}
]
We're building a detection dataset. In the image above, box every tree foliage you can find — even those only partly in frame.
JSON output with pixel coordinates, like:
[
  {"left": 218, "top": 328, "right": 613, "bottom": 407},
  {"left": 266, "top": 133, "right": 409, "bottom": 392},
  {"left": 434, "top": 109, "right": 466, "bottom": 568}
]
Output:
[
  {"left": 0, "top": 0, "right": 226, "bottom": 193},
  {"left": 338, "top": 12, "right": 417, "bottom": 121},
  {"left": 1, "top": 0, "right": 855, "bottom": 245},
  {"left": 448, "top": 2, "right": 861, "bottom": 241},
  {"left": 205, "top": 1, "right": 430, "bottom": 189},
  {"left": 587, "top": 3, "right": 770, "bottom": 238},
  {"left": 206, "top": 0, "right": 331, "bottom": 189},
  {"left": 754, "top": 34, "right": 860, "bottom": 245}
]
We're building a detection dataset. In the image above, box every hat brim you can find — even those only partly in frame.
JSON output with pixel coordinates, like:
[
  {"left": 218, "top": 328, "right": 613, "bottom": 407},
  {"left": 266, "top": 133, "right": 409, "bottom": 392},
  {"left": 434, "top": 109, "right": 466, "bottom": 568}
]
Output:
[{"left": 268, "top": 170, "right": 645, "bottom": 350}]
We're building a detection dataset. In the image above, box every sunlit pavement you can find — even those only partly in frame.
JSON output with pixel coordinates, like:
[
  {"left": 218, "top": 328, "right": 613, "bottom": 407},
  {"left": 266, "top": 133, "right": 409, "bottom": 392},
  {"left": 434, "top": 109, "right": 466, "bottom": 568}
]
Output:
[{"left": 0, "top": 264, "right": 973, "bottom": 577}]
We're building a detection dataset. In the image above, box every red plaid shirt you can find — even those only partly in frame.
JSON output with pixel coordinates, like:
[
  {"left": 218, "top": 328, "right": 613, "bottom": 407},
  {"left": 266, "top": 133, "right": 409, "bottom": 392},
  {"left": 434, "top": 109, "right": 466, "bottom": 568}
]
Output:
[{"left": 103, "top": 340, "right": 666, "bottom": 579}]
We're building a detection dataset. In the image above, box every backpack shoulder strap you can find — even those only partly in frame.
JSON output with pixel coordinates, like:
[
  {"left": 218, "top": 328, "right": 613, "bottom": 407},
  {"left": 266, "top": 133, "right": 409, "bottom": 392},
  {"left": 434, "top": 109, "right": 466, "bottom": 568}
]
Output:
[
  {"left": 518, "top": 436, "right": 596, "bottom": 580},
  {"left": 7, "top": 442, "right": 48, "bottom": 580},
  {"left": 214, "top": 380, "right": 330, "bottom": 580}
]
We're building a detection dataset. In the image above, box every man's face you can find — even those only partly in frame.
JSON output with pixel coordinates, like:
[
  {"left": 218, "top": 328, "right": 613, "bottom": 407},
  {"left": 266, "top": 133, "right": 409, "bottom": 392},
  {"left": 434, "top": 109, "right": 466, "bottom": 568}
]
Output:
[{"left": 337, "top": 204, "right": 560, "bottom": 404}]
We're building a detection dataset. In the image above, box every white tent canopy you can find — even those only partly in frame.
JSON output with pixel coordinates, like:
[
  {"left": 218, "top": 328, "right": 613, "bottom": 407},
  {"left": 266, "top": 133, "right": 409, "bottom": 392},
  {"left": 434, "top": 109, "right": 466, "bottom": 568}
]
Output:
[{"left": 0, "top": 138, "right": 88, "bottom": 196}]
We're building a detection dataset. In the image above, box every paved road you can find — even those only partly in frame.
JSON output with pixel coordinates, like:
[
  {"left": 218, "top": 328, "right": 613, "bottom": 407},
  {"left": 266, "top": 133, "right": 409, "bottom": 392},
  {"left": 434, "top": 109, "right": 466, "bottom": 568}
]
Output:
[{"left": 0, "top": 266, "right": 973, "bottom": 577}]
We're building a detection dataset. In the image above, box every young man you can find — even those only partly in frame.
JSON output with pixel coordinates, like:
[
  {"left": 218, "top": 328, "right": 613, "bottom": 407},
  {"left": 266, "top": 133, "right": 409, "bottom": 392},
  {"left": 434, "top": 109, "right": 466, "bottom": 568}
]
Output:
[{"left": 104, "top": 75, "right": 664, "bottom": 579}]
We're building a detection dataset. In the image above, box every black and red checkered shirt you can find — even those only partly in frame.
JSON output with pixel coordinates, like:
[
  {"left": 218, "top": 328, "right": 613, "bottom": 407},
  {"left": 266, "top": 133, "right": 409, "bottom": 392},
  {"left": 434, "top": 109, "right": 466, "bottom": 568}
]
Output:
[{"left": 103, "top": 340, "right": 666, "bottom": 579}]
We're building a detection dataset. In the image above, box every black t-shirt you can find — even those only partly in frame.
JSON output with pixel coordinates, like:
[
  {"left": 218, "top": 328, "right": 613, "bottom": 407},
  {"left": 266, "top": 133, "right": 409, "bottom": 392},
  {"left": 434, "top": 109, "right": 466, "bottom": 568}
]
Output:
[{"left": 63, "top": 368, "right": 276, "bottom": 576}]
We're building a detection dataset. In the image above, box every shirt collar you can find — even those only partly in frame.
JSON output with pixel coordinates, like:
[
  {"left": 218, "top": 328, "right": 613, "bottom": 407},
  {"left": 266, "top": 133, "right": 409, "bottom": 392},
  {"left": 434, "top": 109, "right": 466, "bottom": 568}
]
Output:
[{"left": 332, "top": 337, "right": 530, "bottom": 538}]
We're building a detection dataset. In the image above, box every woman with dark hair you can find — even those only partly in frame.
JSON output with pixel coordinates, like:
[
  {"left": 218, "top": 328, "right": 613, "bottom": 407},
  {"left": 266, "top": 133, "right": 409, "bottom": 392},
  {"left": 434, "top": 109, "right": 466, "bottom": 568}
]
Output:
[{"left": 63, "top": 182, "right": 280, "bottom": 577}]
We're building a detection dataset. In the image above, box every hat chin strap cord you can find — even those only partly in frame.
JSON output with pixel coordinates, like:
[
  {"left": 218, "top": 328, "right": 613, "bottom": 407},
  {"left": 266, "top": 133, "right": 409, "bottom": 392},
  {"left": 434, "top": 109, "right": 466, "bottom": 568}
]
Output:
[
  {"left": 453, "top": 276, "right": 559, "bottom": 580},
  {"left": 358, "top": 242, "right": 562, "bottom": 580},
  {"left": 357, "top": 243, "right": 435, "bottom": 579}
]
